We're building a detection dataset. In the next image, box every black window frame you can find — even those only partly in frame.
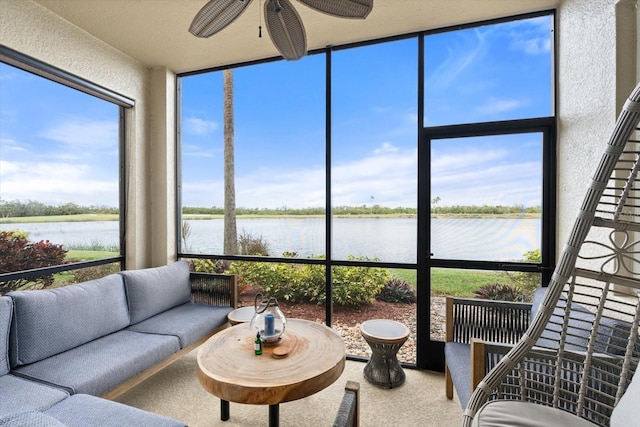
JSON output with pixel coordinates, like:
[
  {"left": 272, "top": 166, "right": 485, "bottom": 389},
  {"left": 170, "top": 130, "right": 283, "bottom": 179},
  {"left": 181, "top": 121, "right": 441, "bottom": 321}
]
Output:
[
  {"left": 0, "top": 46, "right": 130, "bottom": 283},
  {"left": 177, "top": 9, "right": 557, "bottom": 371}
]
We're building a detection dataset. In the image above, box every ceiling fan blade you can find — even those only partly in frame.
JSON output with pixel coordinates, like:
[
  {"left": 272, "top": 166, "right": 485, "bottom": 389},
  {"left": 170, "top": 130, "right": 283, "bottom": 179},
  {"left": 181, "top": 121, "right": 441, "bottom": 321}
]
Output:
[
  {"left": 296, "top": 0, "right": 373, "bottom": 19},
  {"left": 189, "top": 0, "right": 253, "bottom": 38},
  {"left": 265, "top": 0, "right": 307, "bottom": 60}
]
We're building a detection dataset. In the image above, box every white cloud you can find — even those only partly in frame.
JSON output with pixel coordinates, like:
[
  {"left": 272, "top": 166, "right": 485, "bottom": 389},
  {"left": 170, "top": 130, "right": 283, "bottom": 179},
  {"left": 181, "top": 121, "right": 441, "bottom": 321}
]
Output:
[
  {"left": 182, "top": 142, "right": 218, "bottom": 158},
  {"left": 0, "top": 160, "right": 118, "bottom": 206},
  {"left": 519, "top": 37, "right": 551, "bottom": 55},
  {"left": 426, "top": 29, "right": 487, "bottom": 91},
  {"left": 506, "top": 16, "right": 551, "bottom": 55},
  {"left": 183, "top": 140, "right": 539, "bottom": 210},
  {"left": 431, "top": 160, "right": 541, "bottom": 207},
  {"left": 374, "top": 142, "right": 399, "bottom": 154},
  {"left": 183, "top": 142, "right": 419, "bottom": 209},
  {"left": 40, "top": 120, "right": 118, "bottom": 150},
  {"left": 0, "top": 138, "right": 27, "bottom": 154},
  {"left": 476, "top": 98, "right": 529, "bottom": 115},
  {"left": 184, "top": 117, "right": 218, "bottom": 136}
]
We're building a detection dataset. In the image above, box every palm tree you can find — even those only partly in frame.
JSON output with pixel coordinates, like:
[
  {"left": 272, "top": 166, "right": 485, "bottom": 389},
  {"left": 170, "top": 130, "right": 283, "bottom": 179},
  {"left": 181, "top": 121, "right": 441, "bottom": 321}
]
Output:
[{"left": 223, "top": 69, "right": 238, "bottom": 255}]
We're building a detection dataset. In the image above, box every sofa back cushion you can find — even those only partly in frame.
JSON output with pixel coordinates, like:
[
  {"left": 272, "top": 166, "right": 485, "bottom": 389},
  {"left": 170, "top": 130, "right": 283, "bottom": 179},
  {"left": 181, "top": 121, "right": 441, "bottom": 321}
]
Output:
[
  {"left": 9, "top": 274, "right": 129, "bottom": 367},
  {"left": 0, "top": 296, "right": 12, "bottom": 375},
  {"left": 120, "top": 261, "right": 191, "bottom": 325}
]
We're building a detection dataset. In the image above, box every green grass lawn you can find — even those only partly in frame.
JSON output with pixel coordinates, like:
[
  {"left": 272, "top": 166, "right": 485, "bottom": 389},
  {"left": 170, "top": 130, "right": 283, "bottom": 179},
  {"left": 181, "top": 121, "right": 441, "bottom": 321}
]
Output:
[
  {"left": 50, "top": 252, "right": 506, "bottom": 300},
  {"left": 391, "top": 268, "right": 508, "bottom": 298},
  {"left": 66, "top": 250, "right": 119, "bottom": 261},
  {"left": 52, "top": 251, "right": 120, "bottom": 284},
  {"left": 0, "top": 214, "right": 118, "bottom": 224}
]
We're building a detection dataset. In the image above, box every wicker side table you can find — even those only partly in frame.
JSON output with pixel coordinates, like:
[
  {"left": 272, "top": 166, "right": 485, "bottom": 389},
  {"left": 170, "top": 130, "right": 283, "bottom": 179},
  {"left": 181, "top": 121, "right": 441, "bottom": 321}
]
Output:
[
  {"left": 360, "top": 319, "right": 410, "bottom": 389},
  {"left": 227, "top": 306, "right": 255, "bottom": 326}
]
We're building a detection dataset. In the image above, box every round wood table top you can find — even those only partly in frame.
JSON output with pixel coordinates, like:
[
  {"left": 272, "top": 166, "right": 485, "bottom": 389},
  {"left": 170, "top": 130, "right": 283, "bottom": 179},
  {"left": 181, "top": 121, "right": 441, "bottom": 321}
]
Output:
[
  {"left": 360, "top": 319, "right": 410, "bottom": 344},
  {"left": 197, "top": 318, "right": 346, "bottom": 405}
]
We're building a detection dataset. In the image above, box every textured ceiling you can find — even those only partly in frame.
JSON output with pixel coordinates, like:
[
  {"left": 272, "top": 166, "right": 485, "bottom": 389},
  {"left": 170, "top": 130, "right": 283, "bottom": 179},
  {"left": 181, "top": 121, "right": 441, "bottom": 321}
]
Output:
[{"left": 34, "top": 0, "right": 560, "bottom": 74}]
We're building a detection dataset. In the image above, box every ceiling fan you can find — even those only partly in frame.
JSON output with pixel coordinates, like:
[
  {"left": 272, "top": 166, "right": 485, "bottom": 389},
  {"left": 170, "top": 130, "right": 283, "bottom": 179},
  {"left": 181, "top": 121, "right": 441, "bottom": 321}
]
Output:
[{"left": 189, "top": 0, "right": 374, "bottom": 60}]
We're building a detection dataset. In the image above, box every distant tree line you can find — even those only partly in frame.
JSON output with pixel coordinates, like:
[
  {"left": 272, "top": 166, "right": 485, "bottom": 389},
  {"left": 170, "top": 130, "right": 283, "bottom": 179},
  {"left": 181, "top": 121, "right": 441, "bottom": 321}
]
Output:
[
  {"left": 1, "top": 199, "right": 540, "bottom": 218},
  {"left": 184, "top": 204, "right": 540, "bottom": 216},
  {"left": 183, "top": 205, "right": 416, "bottom": 216},
  {"left": 431, "top": 204, "right": 540, "bottom": 215},
  {"left": 0, "top": 200, "right": 118, "bottom": 218}
]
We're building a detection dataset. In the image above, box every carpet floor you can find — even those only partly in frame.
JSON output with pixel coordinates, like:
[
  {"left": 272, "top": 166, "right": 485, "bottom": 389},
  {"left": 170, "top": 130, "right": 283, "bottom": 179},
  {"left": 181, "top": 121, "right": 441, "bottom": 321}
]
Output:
[{"left": 116, "top": 349, "right": 463, "bottom": 427}]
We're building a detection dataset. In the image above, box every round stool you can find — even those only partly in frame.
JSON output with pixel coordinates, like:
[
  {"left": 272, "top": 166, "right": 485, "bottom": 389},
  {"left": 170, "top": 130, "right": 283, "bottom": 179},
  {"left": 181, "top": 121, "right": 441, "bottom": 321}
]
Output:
[
  {"left": 227, "top": 306, "right": 256, "bottom": 326},
  {"left": 360, "top": 319, "right": 409, "bottom": 388}
]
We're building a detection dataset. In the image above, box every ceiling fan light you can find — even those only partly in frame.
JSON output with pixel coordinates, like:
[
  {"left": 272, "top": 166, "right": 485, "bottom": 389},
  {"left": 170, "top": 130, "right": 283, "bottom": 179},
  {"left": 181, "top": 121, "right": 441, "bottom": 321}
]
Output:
[
  {"left": 189, "top": 0, "right": 253, "bottom": 38},
  {"left": 265, "top": 0, "right": 307, "bottom": 60},
  {"left": 296, "top": 0, "right": 373, "bottom": 19}
]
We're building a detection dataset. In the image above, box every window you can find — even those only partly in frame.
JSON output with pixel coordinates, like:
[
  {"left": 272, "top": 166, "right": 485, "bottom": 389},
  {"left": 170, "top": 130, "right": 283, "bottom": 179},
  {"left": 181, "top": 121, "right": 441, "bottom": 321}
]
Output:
[
  {"left": 179, "top": 56, "right": 325, "bottom": 258},
  {"left": 0, "top": 47, "right": 128, "bottom": 293},
  {"left": 332, "top": 39, "right": 418, "bottom": 263},
  {"left": 424, "top": 15, "right": 553, "bottom": 126},
  {"left": 179, "top": 11, "right": 555, "bottom": 369}
]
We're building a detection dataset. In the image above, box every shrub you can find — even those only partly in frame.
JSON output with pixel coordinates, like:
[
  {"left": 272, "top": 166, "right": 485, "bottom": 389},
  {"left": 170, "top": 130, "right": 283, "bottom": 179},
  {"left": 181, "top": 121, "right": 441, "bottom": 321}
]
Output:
[
  {"left": 474, "top": 283, "right": 526, "bottom": 302},
  {"left": 377, "top": 278, "right": 416, "bottom": 303},
  {"left": 72, "top": 263, "right": 120, "bottom": 283},
  {"left": 228, "top": 255, "right": 390, "bottom": 306},
  {"left": 0, "top": 230, "right": 67, "bottom": 294},
  {"left": 238, "top": 231, "right": 270, "bottom": 256},
  {"left": 502, "top": 249, "right": 542, "bottom": 300},
  {"left": 190, "top": 258, "right": 227, "bottom": 273},
  {"left": 330, "top": 258, "right": 390, "bottom": 306}
]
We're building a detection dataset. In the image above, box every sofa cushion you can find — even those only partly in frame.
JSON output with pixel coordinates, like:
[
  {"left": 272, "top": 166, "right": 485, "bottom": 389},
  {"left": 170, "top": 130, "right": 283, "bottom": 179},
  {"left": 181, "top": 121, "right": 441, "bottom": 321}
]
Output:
[
  {"left": 0, "top": 374, "right": 69, "bottom": 418},
  {"left": 611, "top": 370, "right": 640, "bottom": 426},
  {"left": 0, "top": 296, "right": 12, "bottom": 375},
  {"left": 12, "top": 330, "right": 180, "bottom": 397},
  {"left": 121, "top": 261, "right": 191, "bottom": 325},
  {"left": 444, "top": 341, "right": 471, "bottom": 409},
  {"left": 44, "top": 394, "right": 186, "bottom": 427},
  {"left": 127, "top": 302, "right": 232, "bottom": 348},
  {"left": 8, "top": 274, "right": 129, "bottom": 367},
  {"left": 471, "top": 400, "right": 599, "bottom": 427},
  {"left": 0, "top": 410, "right": 68, "bottom": 427}
]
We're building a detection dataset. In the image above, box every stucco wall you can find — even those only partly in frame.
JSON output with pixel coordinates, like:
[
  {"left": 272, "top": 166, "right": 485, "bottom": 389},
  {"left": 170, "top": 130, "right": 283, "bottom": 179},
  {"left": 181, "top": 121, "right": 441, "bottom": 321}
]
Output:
[
  {"left": 0, "top": 0, "right": 154, "bottom": 268},
  {"left": 556, "top": 0, "right": 638, "bottom": 255},
  {"left": 149, "top": 67, "right": 177, "bottom": 267}
]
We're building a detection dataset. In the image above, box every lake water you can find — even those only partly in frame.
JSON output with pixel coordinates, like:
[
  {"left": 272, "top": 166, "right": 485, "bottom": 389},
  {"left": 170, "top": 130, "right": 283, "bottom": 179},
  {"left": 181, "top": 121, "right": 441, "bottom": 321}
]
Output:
[{"left": 1, "top": 217, "right": 540, "bottom": 263}]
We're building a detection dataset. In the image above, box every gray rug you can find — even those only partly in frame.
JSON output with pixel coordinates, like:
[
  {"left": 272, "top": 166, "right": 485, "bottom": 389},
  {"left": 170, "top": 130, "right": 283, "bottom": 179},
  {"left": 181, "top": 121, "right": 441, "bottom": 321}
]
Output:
[{"left": 116, "top": 349, "right": 463, "bottom": 426}]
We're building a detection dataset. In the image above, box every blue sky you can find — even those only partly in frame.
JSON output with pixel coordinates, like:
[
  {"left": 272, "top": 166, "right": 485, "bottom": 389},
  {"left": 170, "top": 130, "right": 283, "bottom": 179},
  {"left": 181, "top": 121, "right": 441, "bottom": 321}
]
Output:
[
  {"left": 0, "top": 14, "right": 551, "bottom": 210},
  {"left": 0, "top": 65, "right": 120, "bottom": 207}
]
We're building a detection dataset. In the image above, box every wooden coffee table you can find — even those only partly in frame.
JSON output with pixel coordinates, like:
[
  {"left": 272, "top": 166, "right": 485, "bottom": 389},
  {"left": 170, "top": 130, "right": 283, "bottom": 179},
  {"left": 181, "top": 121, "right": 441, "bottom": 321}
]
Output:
[{"left": 197, "top": 318, "right": 346, "bottom": 426}]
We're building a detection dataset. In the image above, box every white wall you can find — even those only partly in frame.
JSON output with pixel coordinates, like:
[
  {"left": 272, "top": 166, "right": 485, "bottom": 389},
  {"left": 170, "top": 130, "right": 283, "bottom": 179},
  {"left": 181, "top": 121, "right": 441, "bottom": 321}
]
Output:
[
  {"left": 556, "top": 0, "right": 638, "bottom": 254},
  {"left": 0, "top": 0, "right": 156, "bottom": 268},
  {"left": 149, "top": 67, "right": 177, "bottom": 267}
]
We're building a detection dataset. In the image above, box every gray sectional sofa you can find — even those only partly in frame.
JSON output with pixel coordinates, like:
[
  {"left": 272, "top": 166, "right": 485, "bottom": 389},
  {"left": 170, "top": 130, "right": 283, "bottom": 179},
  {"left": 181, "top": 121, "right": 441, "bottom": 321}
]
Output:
[{"left": 0, "top": 260, "right": 237, "bottom": 426}]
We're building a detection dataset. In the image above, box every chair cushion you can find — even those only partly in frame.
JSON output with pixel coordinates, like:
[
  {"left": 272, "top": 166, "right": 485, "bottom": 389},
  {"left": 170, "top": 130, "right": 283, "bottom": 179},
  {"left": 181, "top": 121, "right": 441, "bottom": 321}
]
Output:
[
  {"left": 8, "top": 274, "right": 129, "bottom": 367},
  {"left": 120, "top": 261, "right": 191, "bottom": 325},
  {"left": 471, "top": 400, "right": 598, "bottom": 427},
  {"left": 444, "top": 341, "right": 471, "bottom": 409},
  {"left": 0, "top": 374, "right": 68, "bottom": 417},
  {"left": 127, "top": 302, "right": 231, "bottom": 348},
  {"left": 0, "top": 410, "right": 68, "bottom": 427},
  {"left": 44, "top": 394, "right": 186, "bottom": 427},
  {"left": 531, "top": 287, "right": 616, "bottom": 353},
  {"left": 12, "top": 330, "right": 179, "bottom": 396},
  {"left": 0, "top": 296, "right": 12, "bottom": 375},
  {"left": 611, "top": 370, "right": 640, "bottom": 426}
]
